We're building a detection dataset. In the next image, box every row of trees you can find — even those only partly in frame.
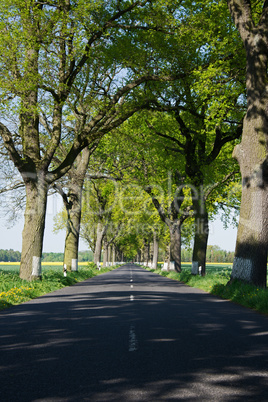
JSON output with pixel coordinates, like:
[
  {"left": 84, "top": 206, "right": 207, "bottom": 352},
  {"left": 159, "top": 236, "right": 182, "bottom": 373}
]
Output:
[
  {"left": 0, "top": 250, "right": 94, "bottom": 262},
  {"left": 0, "top": 249, "right": 21, "bottom": 262},
  {"left": 0, "top": 247, "right": 233, "bottom": 264},
  {"left": 182, "top": 246, "right": 235, "bottom": 264},
  {"left": 42, "top": 250, "right": 94, "bottom": 262},
  {"left": 0, "top": 1, "right": 267, "bottom": 286}
]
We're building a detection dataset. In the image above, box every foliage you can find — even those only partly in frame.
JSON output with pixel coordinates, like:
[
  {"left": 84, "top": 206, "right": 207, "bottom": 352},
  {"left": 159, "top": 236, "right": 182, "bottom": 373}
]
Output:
[
  {"left": 0, "top": 250, "right": 94, "bottom": 262},
  {"left": 0, "top": 249, "right": 21, "bottom": 262},
  {"left": 41, "top": 250, "right": 93, "bottom": 262},
  {"left": 181, "top": 245, "right": 235, "bottom": 263}
]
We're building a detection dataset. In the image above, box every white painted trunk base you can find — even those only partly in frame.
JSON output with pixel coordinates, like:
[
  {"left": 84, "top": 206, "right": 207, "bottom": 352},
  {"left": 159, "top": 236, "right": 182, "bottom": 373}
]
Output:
[{"left": 32, "top": 256, "right": 42, "bottom": 277}]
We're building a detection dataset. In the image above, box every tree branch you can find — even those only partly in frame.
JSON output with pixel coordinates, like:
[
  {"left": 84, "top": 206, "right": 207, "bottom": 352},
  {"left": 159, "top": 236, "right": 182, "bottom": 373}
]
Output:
[
  {"left": 227, "top": 0, "right": 254, "bottom": 42},
  {"left": 145, "top": 120, "right": 185, "bottom": 149},
  {"left": 205, "top": 170, "right": 240, "bottom": 200},
  {"left": 205, "top": 122, "right": 243, "bottom": 166},
  {"left": 0, "top": 123, "right": 25, "bottom": 172}
]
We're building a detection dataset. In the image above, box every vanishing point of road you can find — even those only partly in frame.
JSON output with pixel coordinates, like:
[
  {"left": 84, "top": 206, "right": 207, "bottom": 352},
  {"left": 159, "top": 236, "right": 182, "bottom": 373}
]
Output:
[{"left": 1, "top": 264, "right": 268, "bottom": 401}]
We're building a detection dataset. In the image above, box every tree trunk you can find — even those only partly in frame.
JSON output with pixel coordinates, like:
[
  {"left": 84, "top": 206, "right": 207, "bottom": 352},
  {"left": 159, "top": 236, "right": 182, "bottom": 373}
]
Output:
[
  {"left": 107, "top": 245, "right": 111, "bottom": 266},
  {"left": 192, "top": 192, "right": 209, "bottom": 276},
  {"left": 145, "top": 241, "right": 150, "bottom": 266},
  {"left": 94, "top": 223, "right": 106, "bottom": 265},
  {"left": 20, "top": 172, "right": 48, "bottom": 281},
  {"left": 169, "top": 222, "right": 182, "bottom": 273},
  {"left": 152, "top": 231, "right": 159, "bottom": 269},
  {"left": 63, "top": 186, "right": 82, "bottom": 272},
  {"left": 112, "top": 245, "right": 115, "bottom": 265},
  {"left": 227, "top": 17, "right": 268, "bottom": 287},
  {"left": 231, "top": 112, "right": 268, "bottom": 287},
  {"left": 63, "top": 147, "right": 91, "bottom": 272},
  {"left": 103, "top": 238, "right": 108, "bottom": 267}
]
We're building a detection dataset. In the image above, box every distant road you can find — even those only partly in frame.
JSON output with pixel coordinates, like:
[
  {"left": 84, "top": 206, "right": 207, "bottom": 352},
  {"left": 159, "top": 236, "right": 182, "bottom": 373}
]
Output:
[{"left": 1, "top": 264, "right": 268, "bottom": 401}]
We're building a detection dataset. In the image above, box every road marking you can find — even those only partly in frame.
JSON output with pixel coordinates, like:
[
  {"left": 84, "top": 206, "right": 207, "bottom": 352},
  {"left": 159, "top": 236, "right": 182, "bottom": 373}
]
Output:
[
  {"left": 129, "top": 324, "right": 138, "bottom": 352},
  {"left": 130, "top": 294, "right": 134, "bottom": 301}
]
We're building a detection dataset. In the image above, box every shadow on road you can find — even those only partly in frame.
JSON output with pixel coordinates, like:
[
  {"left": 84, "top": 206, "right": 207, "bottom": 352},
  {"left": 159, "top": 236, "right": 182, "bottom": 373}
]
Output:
[{"left": 0, "top": 265, "right": 267, "bottom": 401}]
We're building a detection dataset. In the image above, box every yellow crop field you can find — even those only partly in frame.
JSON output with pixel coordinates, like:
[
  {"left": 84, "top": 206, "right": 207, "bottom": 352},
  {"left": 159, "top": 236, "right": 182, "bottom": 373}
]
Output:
[{"left": 0, "top": 261, "right": 90, "bottom": 266}]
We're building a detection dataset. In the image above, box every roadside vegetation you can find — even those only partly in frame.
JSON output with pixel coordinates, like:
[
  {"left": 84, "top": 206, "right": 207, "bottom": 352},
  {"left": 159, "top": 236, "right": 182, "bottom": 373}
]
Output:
[
  {"left": 0, "top": 263, "right": 116, "bottom": 311},
  {"left": 148, "top": 264, "right": 268, "bottom": 316}
]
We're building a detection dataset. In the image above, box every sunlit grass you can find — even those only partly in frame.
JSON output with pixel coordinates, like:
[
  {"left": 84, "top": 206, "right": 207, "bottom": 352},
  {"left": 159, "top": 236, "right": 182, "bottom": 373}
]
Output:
[
  {"left": 147, "top": 264, "right": 268, "bottom": 316},
  {"left": 0, "top": 263, "right": 116, "bottom": 311}
]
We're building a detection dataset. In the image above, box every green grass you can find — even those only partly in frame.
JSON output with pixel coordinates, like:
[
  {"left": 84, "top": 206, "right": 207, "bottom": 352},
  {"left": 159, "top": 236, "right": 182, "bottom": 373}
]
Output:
[
  {"left": 0, "top": 262, "right": 117, "bottom": 311},
  {"left": 147, "top": 264, "right": 268, "bottom": 316},
  {"left": 2, "top": 263, "right": 268, "bottom": 316}
]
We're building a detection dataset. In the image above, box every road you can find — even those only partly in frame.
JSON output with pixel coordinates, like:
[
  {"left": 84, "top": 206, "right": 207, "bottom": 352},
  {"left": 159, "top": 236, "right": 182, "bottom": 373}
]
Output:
[{"left": 0, "top": 264, "right": 268, "bottom": 401}]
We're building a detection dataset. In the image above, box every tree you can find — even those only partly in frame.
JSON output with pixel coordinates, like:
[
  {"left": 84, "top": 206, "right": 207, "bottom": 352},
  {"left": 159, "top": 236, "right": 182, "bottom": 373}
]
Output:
[
  {"left": 132, "top": 0, "right": 245, "bottom": 275},
  {"left": 105, "top": 123, "right": 195, "bottom": 272},
  {"left": 227, "top": 1, "right": 268, "bottom": 287},
  {"left": 0, "top": 0, "right": 179, "bottom": 280},
  {"left": 53, "top": 146, "right": 95, "bottom": 271}
]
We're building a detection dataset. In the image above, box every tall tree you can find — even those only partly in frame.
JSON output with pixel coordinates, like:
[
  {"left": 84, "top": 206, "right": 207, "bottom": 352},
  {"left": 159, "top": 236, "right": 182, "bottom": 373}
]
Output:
[
  {"left": 53, "top": 146, "right": 96, "bottom": 272},
  {"left": 0, "top": 0, "right": 178, "bottom": 280},
  {"left": 227, "top": 0, "right": 268, "bottom": 287}
]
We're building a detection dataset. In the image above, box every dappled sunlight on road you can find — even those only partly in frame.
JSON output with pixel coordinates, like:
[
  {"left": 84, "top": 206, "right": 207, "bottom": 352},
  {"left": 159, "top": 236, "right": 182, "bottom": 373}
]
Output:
[{"left": 0, "top": 265, "right": 267, "bottom": 401}]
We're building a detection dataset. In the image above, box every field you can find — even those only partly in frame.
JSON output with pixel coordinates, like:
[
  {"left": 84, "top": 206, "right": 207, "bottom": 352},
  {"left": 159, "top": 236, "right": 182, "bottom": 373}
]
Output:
[{"left": 0, "top": 261, "right": 89, "bottom": 273}]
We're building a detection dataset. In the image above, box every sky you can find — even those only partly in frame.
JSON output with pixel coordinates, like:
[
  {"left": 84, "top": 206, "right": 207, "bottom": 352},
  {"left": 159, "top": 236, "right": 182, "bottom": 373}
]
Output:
[{"left": 0, "top": 192, "right": 238, "bottom": 253}]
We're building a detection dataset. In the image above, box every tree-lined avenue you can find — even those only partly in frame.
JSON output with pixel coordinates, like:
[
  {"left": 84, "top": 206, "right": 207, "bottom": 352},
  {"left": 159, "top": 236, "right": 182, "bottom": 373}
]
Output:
[{"left": 1, "top": 265, "right": 268, "bottom": 401}]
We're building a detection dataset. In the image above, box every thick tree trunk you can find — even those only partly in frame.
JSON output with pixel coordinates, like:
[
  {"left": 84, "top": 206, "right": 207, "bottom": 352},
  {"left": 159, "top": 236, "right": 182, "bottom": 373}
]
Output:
[
  {"left": 94, "top": 223, "right": 107, "bottom": 265},
  {"left": 145, "top": 241, "right": 150, "bottom": 266},
  {"left": 192, "top": 193, "right": 209, "bottom": 276},
  {"left": 63, "top": 147, "right": 91, "bottom": 272},
  {"left": 112, "top": 245, "right": 115, "bottom": 265},
  {"left": 228, "top": 25, "right": 268, "bottom": 287},
  {"left": 63, "top": 186, "right": 82, "bottom": 272},
  {"left": 152, "top": 231, "right": 159, "bottom": 269},
  {"left": 107, "top": 245, "right": 111, "bottom": 266},
  {"left": 169, "top": 222, "right": 182, "bottom": 273},
  {"left": 103, "top": 238, "right": 108, "bottom": 267},
  {"left": 20, "top": 172, "right": 48, "bottom": 281},
  {"left": 231, "top": 113, "right": 268, "bottom": 287}
]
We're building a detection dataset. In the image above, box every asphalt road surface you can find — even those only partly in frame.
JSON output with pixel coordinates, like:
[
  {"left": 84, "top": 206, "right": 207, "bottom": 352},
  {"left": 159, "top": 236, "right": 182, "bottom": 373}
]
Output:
[{"left": 1, "top": 264, "right": 268, "bottom": 401}]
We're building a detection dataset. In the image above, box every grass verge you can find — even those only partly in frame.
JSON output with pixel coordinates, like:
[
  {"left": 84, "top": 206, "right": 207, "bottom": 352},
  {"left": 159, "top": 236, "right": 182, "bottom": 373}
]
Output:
[
  {"left": 0, "top": 263, "right": 116, "bottom": 311},
  {"left": 147, "top": 267, "right": 268, "bottom": 316}
]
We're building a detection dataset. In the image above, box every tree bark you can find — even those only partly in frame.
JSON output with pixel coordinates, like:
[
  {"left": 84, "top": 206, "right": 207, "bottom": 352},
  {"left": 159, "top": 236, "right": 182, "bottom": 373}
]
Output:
[
  {"left": 94, "top": 223, "right": 107, "bottom": 265},
  {"left": 107, "top": 244, "right": 111, "bottom": 266},
  {"left": 145, "top": 240, "right": 150, "bottom": 266},
  {"left": 112, "top": 245, "right": 115, "bottom": 265},
  {"left": 103, "top": 238, "right": 108, "bottom": 267},
  {"left": 231, "top": 110, "right": 268, "bottom": 286},
  {"left": 20, "top": 172, "right": 48, "bottom": 280},
  {"left": 169, "top": 222, "right": 182, "bottom": 273},
  {"left": 191, "top": 191, "right": 209, "bottom": 276},
  {"left": 227, "top": 0, "right": 268, "bottom": 287},
  {"left": 63, "top": 147, "right": 91, "bottom": 272},
  {"left": 152, "top": 231, "right": 159, "bottom": 269},
  {"left": 63, "top": 185, "right": 82, "bottom": 272}
]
